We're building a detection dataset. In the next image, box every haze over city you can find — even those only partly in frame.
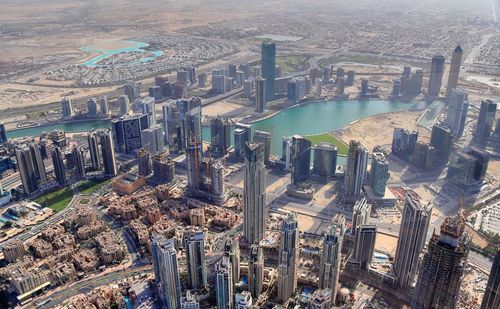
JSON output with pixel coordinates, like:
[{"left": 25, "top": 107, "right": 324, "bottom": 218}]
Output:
[{"left": 0, "top": 0, "right": 499, "bottom": 308}]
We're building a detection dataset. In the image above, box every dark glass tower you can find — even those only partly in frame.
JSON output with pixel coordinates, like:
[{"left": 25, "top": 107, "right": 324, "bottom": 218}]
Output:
[
  {"left": 261, "top": 41, "right": 276, "bottom": 102},
  {"left": 427, "top": 55, "right": 445, "bottom": 98}
]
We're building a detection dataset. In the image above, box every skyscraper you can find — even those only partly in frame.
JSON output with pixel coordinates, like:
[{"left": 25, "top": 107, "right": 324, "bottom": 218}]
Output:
[
  {"left": 184, "top": 230, "right": 207, "bottom": 290},
  {"left": 252, "top": 130, "right": 271, "bottom": 164},
  {"left": 215, "top": 256, "right": 233, "bottom": 309},
  {"left": 318, "top": 215, "right": 345, "bottom": 306},
  {"left": 255, "top": 76, "right": 266, "bottom": 113},
  {"left": 430, "top": 124, "right": 453, "bottom": 165},
  {"left": 87, "top": 130, "right": 101, "bottom": 171},
  {"left": 351, "top": 224, "right": 377, "bottom": 269},
  {"left": 224, "top": 239, "right": 240, "bottom": 286},
  {"left": 290, "top": 135, "right": 312, "bottom": 185},
  {"left": 261, "top": 41, "right": 276, "bottom": 102},
  {"left": 243, "top": 142, "right": 266, "bottom": 244},
  {"left": 99, "top": 96, "right": 109, "bottom": 116},
  {"left": 124, "top": 82, "right": 140, "bottom": 102},
  {"left": 151, "top": 234, "right": 181, "bottom": 309},
  {"left": 210, "top": 116, "right": 231, "bottom": 156},
  {"left": 344, "top": 140, "right": 369, "bottom": 200},
  {"left": 351, "top": 197, "right": 371, "bottom": 236},
  {"left": 427, "top": 55, "right": 445, "bottom": 98},
  {"left": 277, "top": 212, "right": 299, "bottom": 303},
  {"left": 99, "top": 129, "right": 117, "bottom": 177},
  {"left": 248, "top": 244, "right": 264, "bottom": 298},
  {"left": 0, "top": 122, "right": 8, "bottom": 144},
  {"left": 112, "top": 114, "right": 148, "bottom": 154},
  {"left": 313, "top": 143, "right": 338, "bottom": 178},
  {"left": 51, "top": 146, "right": 67, "bottom": 186},
  {"left": 370, "top": 152, "right": 389, "bottom": 196},
  {"left": 138, "top": 148, "right": 152, "bottom": 177},
  {"left": 152, "top": 152, "right": 176, "bottom": 183},
  {"left": 411, "top": 215, "right": 470, "bottom": 308},
  {"left": 394, "top": 195, "right": 432, "bottom": 289},
  {"left": 474, "top": 99, "right": 497, "bottom": 147},
  {"left": 118, "top": 95, "right": 131, "bottom": 116},
  {"left": 28, "top": 142, "right": 47, "bottom": 182},
  {"left": 141, "top": 124, "right": 164, "bottom": 156},
  {"left": 87, "top": 97, "right": 98, "bottom": 117},
  {"left": 72, "top": 146, "right": 86, "bottom": 179},
  {"left": 140, "top": 97, "right": 157, "bottom": 128},
  {"left": 15, "top": 147, "right": 38, "bottom": 195},
  {"left": 481, "top": 250, "right": 500, "bottom": 309},
  {"left": 234, "top": 124, "right": 251, "bottom": 159},
  {"left": 61, "top": 98, "right": 73, "bottom": 118},
  {"left": 446, "top": 45, "right": 463, "bottom": 97},
  {"left": 445, "top": 88, "right": 469, "bottom": 137}
]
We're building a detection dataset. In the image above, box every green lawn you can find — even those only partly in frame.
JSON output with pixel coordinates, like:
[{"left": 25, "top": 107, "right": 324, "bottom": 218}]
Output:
[
  {"left": 33, "top": 188, "right": 74, "bottom": 212},
  {"left": 305, "top": 133, "right": 349, "bottom": 155},
  {"left": 77, "top": 179, "right": 110, "bottom": 195}
]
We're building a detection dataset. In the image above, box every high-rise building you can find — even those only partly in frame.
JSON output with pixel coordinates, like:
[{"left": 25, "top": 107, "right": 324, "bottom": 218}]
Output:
[
  {"left": 149, "top": 85, "right": 162, "bottom": 102},
  {"left": 15, "top": 147, "right": 38, "bottom": 195},
  {"left": 481, "top": 250, "right": 500, "bottom": 309},
  {"left": 474, "top": 99, "right": 497, "bottom": 147},
  {"left": 235, "top": 291, "right": 252, "bottom": 309},
  {"left": 224, "top": 239, "right": 240, "bottom": 286},
  {"left": 152, "top": 152, "right": 175, "bottom": 183},
  {"left": 184, "top": 230, "right": 207, "bottom": 289},
  {"left": 394, "top": 195, "right": 432, "bottom": 289},
  {"left": 252, "top": 130, "right": 271, "bottom": 164},
  {"left": 234, "top": 124, "right": 251, "bottom": 159},
  {"left": 140, "top": 97, "right": 157, "bottom": 128},
  {"left": 351, "top": 198, "right": 371, "bottom": 236},
  {"left": 51, "top": 146, "right": 67, "bottom": 186},
  {"left": 255, "top": 76, "right": 266, "bottom": 113},
  {"left": 427, "top": 55, "right": 445, "bottom": 98},
  {"left": 215, "top": 256, "right": 233, "bottom": 309},
  {"left": 351, "top": 224, "right": 377, "bottom": 269},
  {"left": 391, "top": 79, "right": 401, "bottom": 97},
  {"left": 243, "top": 143, "right": 266, "bottom": 244},
  {"left": 411, "top": 215, "right": 470, "bottom": 308},
  {"left": 72, "top": 146, "right": 86, "bottom": 179},
  {"left": 112, "top": 114, "right": 148, "bottom": 154},
  {"left": 151, "top": 234, "right": 182, "bottom": 309},
  {"left": 0, "top": 122, "right": 7, "bottom": 144},
  {"left": 183, "top": 98, "right": 202, "bottom": 149},
  {"left": 290, "top": 135, "right": 311, "bottom": 185},
  {"left": 99, "top": 129, "right": 117, "bottom": 177},
  {"left": 61, "top": 98, "right": 73, "bottom": 118},
  {"left": 278, "top": 212, "right": 299, "bottom": 303},
  {"left": 99, "top": 96, "right": 109, "bottom": 116},
  {"left": 446, "top": 45, "right": 463, "bottom": 97},
  {"left": 261, "top": 41, "right": 276, "bottom": 102},
  {"left": 318, "top": 216, "right": 345, "bottom": 306},
  {"left": 313, "top": 143, "right": 337, "bottom": 177},
  {"left": 446, "top": 148, "right": 490, "bottom": 192},
  {"left": 346, "top": 70, "right": 355, "bottom": 86},
  {"left": 186, "top": 143, "right": 202, "bottom": 191},
  {"left": 141, "top": 124, "right": 164, "bottom": 156},
  {"left": 248, "top": 244, "right": 264, "bottom": 298},
  {"left": 445, "top": 88, "right": 468, "bottom": 137},
  {"left": 124, "top": 82, "right": 140, "bottom": 102},
  {"left": 392, "top": 128, "right": 418, "bottom": 158},
  {"left": 210, "top": 116, "right": 231, "bottom": 156},
  {"left": 28, "top": 142, "right": 47, "bottom": 182},
  {"left": 118, "top": 95, "right": 131, "bottom": 116},
  {"left": 87, "top": 98, "right": 98, "bottom": 117},
  {"left": 336, "top": 77, "right": 345, "bottom": 96},
  {"left": 181, "top": 290, "right": 200, "bottom": 309},
  {"left": 87, "top": 130, "right": 101, "bottom": 171},
  {"left": 370, "top": 152, "right": 389, "bottom": 196},
  {"left": 344, "top": 140, "right": 369, "bottom": 200},
  {"left": 138, "top": 148, "right": 152, "bottom": 177},
  {"left": 430, "top": 124, "right": 453, "bottom": 165}
]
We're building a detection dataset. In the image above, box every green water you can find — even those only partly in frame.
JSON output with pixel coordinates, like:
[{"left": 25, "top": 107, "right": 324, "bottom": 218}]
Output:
[{"left": 8, "top": 100, "right": 428, "bottom": 157}]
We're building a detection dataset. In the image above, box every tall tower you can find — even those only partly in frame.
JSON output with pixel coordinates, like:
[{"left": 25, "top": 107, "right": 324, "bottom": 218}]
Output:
[
  {"left": 51, "top": 146, "right": 67, "bottom": 186},
  {"left": 446, "top": 45, "right": 463, "bottom": 97},
  {"left": 248, "top": 244, "right": 264, "bottom": 298},
  {"left": 215, "top": 256, "right": 233, "bottom": 309},
  {"left": 99, "top": 96, "right": 109, "bottom": 116},
  {"left": 210, "top": 116, "right": 231, "bottom": 156},
  {"left": 344, "top": 140, "right": 368, "bottom": 200},
  {"left": 243, "top": 142, "right": 266, "bottom": 244},
  {"left": 351, "top": 198, "right": 371, "bottom": 236},
  {"left": 318, "top": 215, "right": 345, "bottom": 306},
  {"left": 482, "top": 250, "right": 500, "bottom": 309},
  {"left": 118, "top": 95, "right": 130, "bottom": 116},
  {"left": 87, "top": 130, "right": 101, "bottom": 171},
  {"left": 474, "top": 99, "right": 497, "bottom": 147},
  {"left": 290, "top": 135, "right": 312, "bottom": 185},
  {"left": 255, "top": 76, "right": 266, "bottom": 113},
  {"left": 261, "top": 41, "right": 276, "bottom": 102},
  {"left": 28, "top": 142, "right": 47, "bottom": 182},
  {"left": 87, "top": 97, "right": 98, "bottom": 117},
  {"left": 99, "top": 129, "right": 117, "bottom": 177},
  {"left": 61, "top": 98, "right": 73, "bottom": 118},
  {"left": 0, "top": 122, "right": 8, "bottom": 144},
  {"left": 445, "top": 88, "right": 469, "bottom": 137},
  {"left": 278, "top": 212, "right": 299, "bottom": 303},
  {"left": 224, "top": 239, "right": 240, "bottom": 286},
  {"left": 411, "top": 215, "right": 470, "bottom": 308},
  {"left": 393, "top": 195, "right": 432, "bottom": 289},
  {"left": 370, "top": 152, "right": 389, "bottom": 196},
  {"left": 151, "top": 234, "right": 181, "bottom": 309},
  {"left": 427, "top": 55, "right": 445, "bottom": 98},
  {"left": 72, "top": 146, "right": 86, "bottom": 179},
  {"left": 351, "top": 224, "right": 377, "bottom": 269},
  {"left": 141, "top": 124, "right": 164, "bottom": 156},
  {"left": 184, "top": 230, "right": 207, "bottom": 290},
  {"left": 15, "top": 147, "right": 38, "bottom": 195}
]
